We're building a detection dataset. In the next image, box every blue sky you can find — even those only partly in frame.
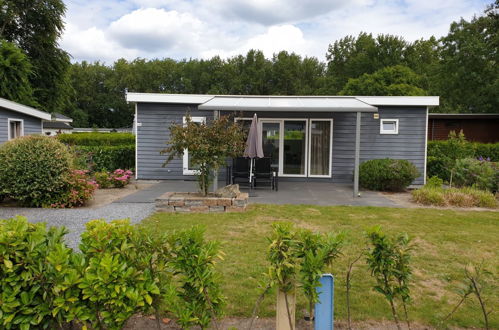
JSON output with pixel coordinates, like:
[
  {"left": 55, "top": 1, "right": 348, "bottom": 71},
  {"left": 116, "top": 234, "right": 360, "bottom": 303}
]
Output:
[{"left": 60, "top": 0, "right": 491, "bottom": 63}]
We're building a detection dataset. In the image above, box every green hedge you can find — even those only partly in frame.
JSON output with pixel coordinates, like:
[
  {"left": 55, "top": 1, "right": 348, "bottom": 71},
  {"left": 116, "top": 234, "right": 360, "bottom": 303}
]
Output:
[
  {"left": 58, "top": 132, "right": 135, "bottom": 146},
  {"left": 359, "top": 158, "right": 420, "bottom": 191},
  {"left": 73, "top": 145, "right": 135, "bottom": 171},
  {"left": 427, "top": 140, "right": 499, "bottom": 181}
]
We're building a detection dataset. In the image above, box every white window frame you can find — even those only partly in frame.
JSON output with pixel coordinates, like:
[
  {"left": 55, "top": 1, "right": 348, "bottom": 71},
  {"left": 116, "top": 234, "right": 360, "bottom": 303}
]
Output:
[
  {"left": 308, "top": 119, "right": 333, "bottom": 178},
  {"left": 182, "top": 116, "right": 206, "bottom": 175},
  {"left": 7, "top": 118, "right": 24, "bottom": 140},
  {"left": 380, "top": 119, "right": 399, "bottom": 135}
]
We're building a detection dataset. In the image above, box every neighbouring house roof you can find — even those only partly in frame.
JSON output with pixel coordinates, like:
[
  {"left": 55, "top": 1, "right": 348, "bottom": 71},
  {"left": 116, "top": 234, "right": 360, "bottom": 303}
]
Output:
[
  {"left": 0, "top": 97, "right": 52, "bottom": 120},
  {"left": 53, "top": 113, "right": 73, "bottom": 123},
  {"left": 429, "top": 113, "right": 499, "bottom": 119},
  {"left": 43, "top": 121, "right": 73, "bottom": 130},
  {"left": 125, "top": 92, "right": 439, "bottom": 110}
]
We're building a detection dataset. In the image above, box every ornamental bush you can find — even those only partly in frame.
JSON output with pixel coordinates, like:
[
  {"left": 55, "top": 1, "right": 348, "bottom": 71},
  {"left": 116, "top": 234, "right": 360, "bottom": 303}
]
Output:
[
  {"left": 359, "top": 159, "right": 419, "bottom": 191},
  {"left": 0, "top": 136, "right": 73, "bottom": 207},
  {"left": 452, "top": 158, "right": 498, "bottom": 192},
  {"left": 94, "top": 169, "right": 133, "bottom": 188},
  {"left": 79, "top": 220, "right": 159, "bottom": 329},
  {"left": 0, "top": 216, "right": 89, "bottom": 329},
  {"left": 50, "top": 170, "right": 99, "bottom": 208}
]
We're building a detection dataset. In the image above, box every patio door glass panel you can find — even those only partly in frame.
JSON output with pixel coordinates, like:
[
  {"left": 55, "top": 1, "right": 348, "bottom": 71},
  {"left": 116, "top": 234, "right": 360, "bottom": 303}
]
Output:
[
  {"left": 261, "top": 122, "right": 280, "bottom": 172},
  {"left": 309, "top": 120, "right": 332, "bottom": 176},
  {"left": 283, "top": 120, "right": 307, "bottom": 175}
]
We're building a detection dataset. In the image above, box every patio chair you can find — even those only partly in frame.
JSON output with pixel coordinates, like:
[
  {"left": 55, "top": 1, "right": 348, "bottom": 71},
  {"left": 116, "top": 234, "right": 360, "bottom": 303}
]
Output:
[
  {"left": 254, "top": 157, "right": 278, "bottom": 191},
  {"left": 231, "top": 157, "right": 251, "bottom": 186}
]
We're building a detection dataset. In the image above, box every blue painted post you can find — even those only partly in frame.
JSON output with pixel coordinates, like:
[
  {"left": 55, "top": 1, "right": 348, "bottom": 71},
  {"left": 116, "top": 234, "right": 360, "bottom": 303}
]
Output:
[{"left": 314, "top": 274, "right": 334, "bottom": 330}]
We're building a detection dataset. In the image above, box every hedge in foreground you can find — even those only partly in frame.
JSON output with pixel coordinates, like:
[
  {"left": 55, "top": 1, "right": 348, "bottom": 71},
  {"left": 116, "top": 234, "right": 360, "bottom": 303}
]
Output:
[
  {"left": 411, "top": 186, "right": 497, "bottom": 208},
  {"left": 0, "top": 217, "right": 225, "bottom": 330},
  {"left": 73, "top": 145, "right": 135, "bottom": 172},
  {"left": 0, "top": 136, "right": 73, "bottom": 207},
  {"left": 58, "top": 132, "right": 134, "bottom": 146},
  {"left": 359, "top": 158, "right": 419, "bottom": 191}
]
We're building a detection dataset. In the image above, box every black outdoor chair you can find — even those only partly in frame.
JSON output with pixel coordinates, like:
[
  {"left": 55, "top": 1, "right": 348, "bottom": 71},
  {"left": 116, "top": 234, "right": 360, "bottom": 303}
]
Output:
[
  {"left": 231, "top": 157, "right": 251, "bottom": 186},
  {"left": 254, "top": 157, "right": 278, "bottom": 191}
]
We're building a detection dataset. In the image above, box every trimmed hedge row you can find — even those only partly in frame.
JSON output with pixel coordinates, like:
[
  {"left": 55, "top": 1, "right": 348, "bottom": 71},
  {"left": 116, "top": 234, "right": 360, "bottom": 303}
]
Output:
[
  {"left": 73, "top": 145, "right": 135, "bottom": 172},
  {"left": 58, "top": 132, "right": 135, "bottom": 146},
  {"left": 427, "top": 140, "right": 499, "bottom": 181}
]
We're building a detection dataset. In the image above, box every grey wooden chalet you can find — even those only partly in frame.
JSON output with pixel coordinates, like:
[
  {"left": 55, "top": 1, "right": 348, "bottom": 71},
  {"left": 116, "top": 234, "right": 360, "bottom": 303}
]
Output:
[{"left": 126, "top": 93, "right": 439, "bottom": 195}]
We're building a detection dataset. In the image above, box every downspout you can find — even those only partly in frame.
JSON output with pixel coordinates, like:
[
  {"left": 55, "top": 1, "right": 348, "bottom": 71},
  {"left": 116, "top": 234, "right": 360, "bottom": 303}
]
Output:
[
  {"left": 353, "top": 112, "right": 361, "bottom": 198},
  {"left": 212, "top": 110, "right": 220, "bottom": 192}
]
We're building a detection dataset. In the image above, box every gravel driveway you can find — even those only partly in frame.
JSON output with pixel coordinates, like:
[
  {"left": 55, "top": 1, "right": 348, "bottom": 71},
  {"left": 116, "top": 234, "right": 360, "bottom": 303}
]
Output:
[{"left": 0, "top": 203, "right": 156, "bottom": 250}]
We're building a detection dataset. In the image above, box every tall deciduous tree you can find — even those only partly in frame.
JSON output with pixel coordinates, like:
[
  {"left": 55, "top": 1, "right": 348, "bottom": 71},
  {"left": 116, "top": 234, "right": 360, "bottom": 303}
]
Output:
[
  {"left": 0, "top": 39, "right": 36, "bottom": 105},
  {"left": 0, "top": 0, "right": 72, "bottom": 113},
  {"left": 340, "top": 65, "right": 426, "bottom": 96},
  {"left": 433, "top": 2, "right": 498, "bottom": 113}
]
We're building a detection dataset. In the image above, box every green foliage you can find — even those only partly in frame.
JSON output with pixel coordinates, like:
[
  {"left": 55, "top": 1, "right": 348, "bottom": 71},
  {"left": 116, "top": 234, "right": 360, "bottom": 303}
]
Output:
[
  {"left": 58, "top": 133, "right": 135, "bottom": 146},
  {"left": 0, "top": 0, "right": 72, "bottom": 114},
  {"left": 0, "top": 216, "right": 88, "bottom": 329},
  {"left": 427, "top": 132, "right": 499, "bottom": 181},
  {"left": 453, "top": 158, "right": 498, "bottom": 192},
  {"left": 433, "top": 3, "right": 499, "bottom": 113},
  {"left": 73, "top": 145, "right": 135, "bottom": 172},
  {"left": 340, "top": 65, "right": 426, "bottom": 96},
  {"left": 426, "top": 176, "right": 444, "bottom": 188},
  {"left": 165, "top": 226, "right": 225, "bottom": 329},
  {"left": 0, "top": 136, "right": 73, "bottom": 207},
  {"left": 79, "top": 219, "right": 159, "bottom": 329},
  {"left": 359, "top": 158, "right": 420, "bottom": 191},
  {"left": 94, "top": 171, "right": 113, "bottom": 189},
  {"left": 0, "top": 39, "right": 36, "bottom": 105},
  {"left": 49, "top": 170, "right": 98, "bottom": 208},
  {"left": 162, "top": 115, "right": 245, "bottom": 196},
  {"left": 295, "top": 230, "right": 344, "bottom": 321},
  {"left": 365, "top": 226, "right": 413, "bottom": 328},
  {"left": 411, "top": 186, "right": 497, "bottom": 208}
]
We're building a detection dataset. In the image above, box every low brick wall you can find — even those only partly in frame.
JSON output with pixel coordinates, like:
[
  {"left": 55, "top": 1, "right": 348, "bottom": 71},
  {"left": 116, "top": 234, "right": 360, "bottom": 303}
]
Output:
[{"left": 155, "top": 192, "right": 249, "bottom": 213}]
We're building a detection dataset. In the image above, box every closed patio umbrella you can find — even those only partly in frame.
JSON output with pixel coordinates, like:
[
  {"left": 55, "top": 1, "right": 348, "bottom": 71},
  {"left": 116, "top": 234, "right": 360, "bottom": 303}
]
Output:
[{"left": 243, "top": 113, "right": 264, "bottom": 187}]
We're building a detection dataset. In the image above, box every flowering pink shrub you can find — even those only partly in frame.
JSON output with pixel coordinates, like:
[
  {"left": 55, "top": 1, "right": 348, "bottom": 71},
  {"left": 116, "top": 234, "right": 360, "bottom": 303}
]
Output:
[
  {"left": 50, "top": 170, "right": 98, "bottom": 208},
  {"left": 110, "top": 169, "right": 133, "bottom": 188},
  {"left": 93, "top": 169, "right": 134, "bottom": 189}
]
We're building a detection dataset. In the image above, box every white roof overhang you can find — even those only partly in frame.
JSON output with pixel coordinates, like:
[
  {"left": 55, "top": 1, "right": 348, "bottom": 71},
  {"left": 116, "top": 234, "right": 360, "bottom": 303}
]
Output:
[
  {"left": 0, "top": 97, "right": 51, "bottom": 120},
  {"left": 126, "top": 92, "right": 214, "bottom": 104},
  {"left": 125, "top": 93, "right": 439, "bottom": 109},
  {"left": 198, "top": 96, "right": 378, "bottom": 112}
]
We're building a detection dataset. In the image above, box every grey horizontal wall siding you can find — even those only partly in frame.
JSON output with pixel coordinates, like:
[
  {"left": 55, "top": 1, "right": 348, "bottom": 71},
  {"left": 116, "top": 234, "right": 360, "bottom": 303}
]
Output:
[
  {"left": 137, "top": 104, "right": 427, "bottom": 186},
  {"left": 0, "top": 107, "right": 43, "bottom": 144},
  {"left": 136, "top": 103, "right": 214, "bottom": 180}
]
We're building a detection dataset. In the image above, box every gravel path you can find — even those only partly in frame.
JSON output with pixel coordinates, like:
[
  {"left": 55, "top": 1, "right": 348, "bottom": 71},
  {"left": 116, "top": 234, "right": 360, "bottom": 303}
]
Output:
[{"left": 0, "top": 203, "right": 156, "bottom": 250}]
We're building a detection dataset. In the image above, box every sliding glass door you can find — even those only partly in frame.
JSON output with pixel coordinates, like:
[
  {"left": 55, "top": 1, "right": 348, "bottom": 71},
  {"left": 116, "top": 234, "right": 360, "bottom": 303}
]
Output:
[
  {"left": 308, "top": 119, "right": 333, "bottom": 177},
  {"left": 259, "top": 118, "right": 332, "bottom": 178},
  {"left": 283, "top": 120, "right": 307, "bottom": 176}
]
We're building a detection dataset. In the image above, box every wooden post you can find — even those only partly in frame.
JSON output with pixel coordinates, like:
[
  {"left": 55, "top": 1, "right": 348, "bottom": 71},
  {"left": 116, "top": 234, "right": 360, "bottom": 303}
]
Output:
[
  {"left": 277, "top": 289, "right": 295, "bottom": 330},
  {"left": 353, "top": 111, "right": 361, "bottom": 198},
  {"left": 213, "top": 110, "right": 219, "bottom": 192}
]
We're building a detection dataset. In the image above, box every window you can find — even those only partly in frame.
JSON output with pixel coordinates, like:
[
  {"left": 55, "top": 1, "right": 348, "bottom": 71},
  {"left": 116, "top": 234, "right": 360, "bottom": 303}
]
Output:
[
  {"left": 8, "top": 119, "right": 24, "bottom": 140},
  {"left": 182, "top": 116, "right": 206, "bottom": 175},
  {"left": 380, "top": 119, "right": 399, "bottom": 134}
]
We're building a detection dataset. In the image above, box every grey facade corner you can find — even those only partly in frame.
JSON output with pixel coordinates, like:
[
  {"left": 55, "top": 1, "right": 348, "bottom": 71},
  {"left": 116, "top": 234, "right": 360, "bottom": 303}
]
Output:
[{"left": 0, "top": 107, "right": 43, "bottom": 144}]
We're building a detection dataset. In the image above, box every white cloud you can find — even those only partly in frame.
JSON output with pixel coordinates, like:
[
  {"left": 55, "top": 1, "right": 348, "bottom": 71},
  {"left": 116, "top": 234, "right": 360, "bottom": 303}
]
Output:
[{"left": 61, "top": 0, "right": 490, "bottom": 63}]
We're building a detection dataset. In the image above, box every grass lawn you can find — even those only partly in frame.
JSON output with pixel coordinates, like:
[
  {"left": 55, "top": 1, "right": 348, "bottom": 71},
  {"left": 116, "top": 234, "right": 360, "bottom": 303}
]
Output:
[{"left": 140, "top": 204, "right": 498, "bottom": 328}]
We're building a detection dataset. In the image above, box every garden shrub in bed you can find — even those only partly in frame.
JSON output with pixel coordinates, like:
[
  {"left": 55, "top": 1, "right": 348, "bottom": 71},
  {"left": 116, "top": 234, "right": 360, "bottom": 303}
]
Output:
[
  {"left": 94, "top": 169, "right": 133, "bottom": 188},
  {"left": 0, "top": 136, "right": 73, "bottom": 207},
  {"left": 452, "top": 158, "right": 498, "bottom": 192},
  {"left": 359, "top": 158, "right": 419, "bottom": 191},
  {"left": 412, "top": 186, "right": 497, "bottom": 208}
]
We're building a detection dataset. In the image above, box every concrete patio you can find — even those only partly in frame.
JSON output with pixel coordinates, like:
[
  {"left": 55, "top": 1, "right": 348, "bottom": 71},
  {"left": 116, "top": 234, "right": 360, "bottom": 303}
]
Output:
[{"left": 115, "top": 180, "right": 399, "bottom": 207}]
